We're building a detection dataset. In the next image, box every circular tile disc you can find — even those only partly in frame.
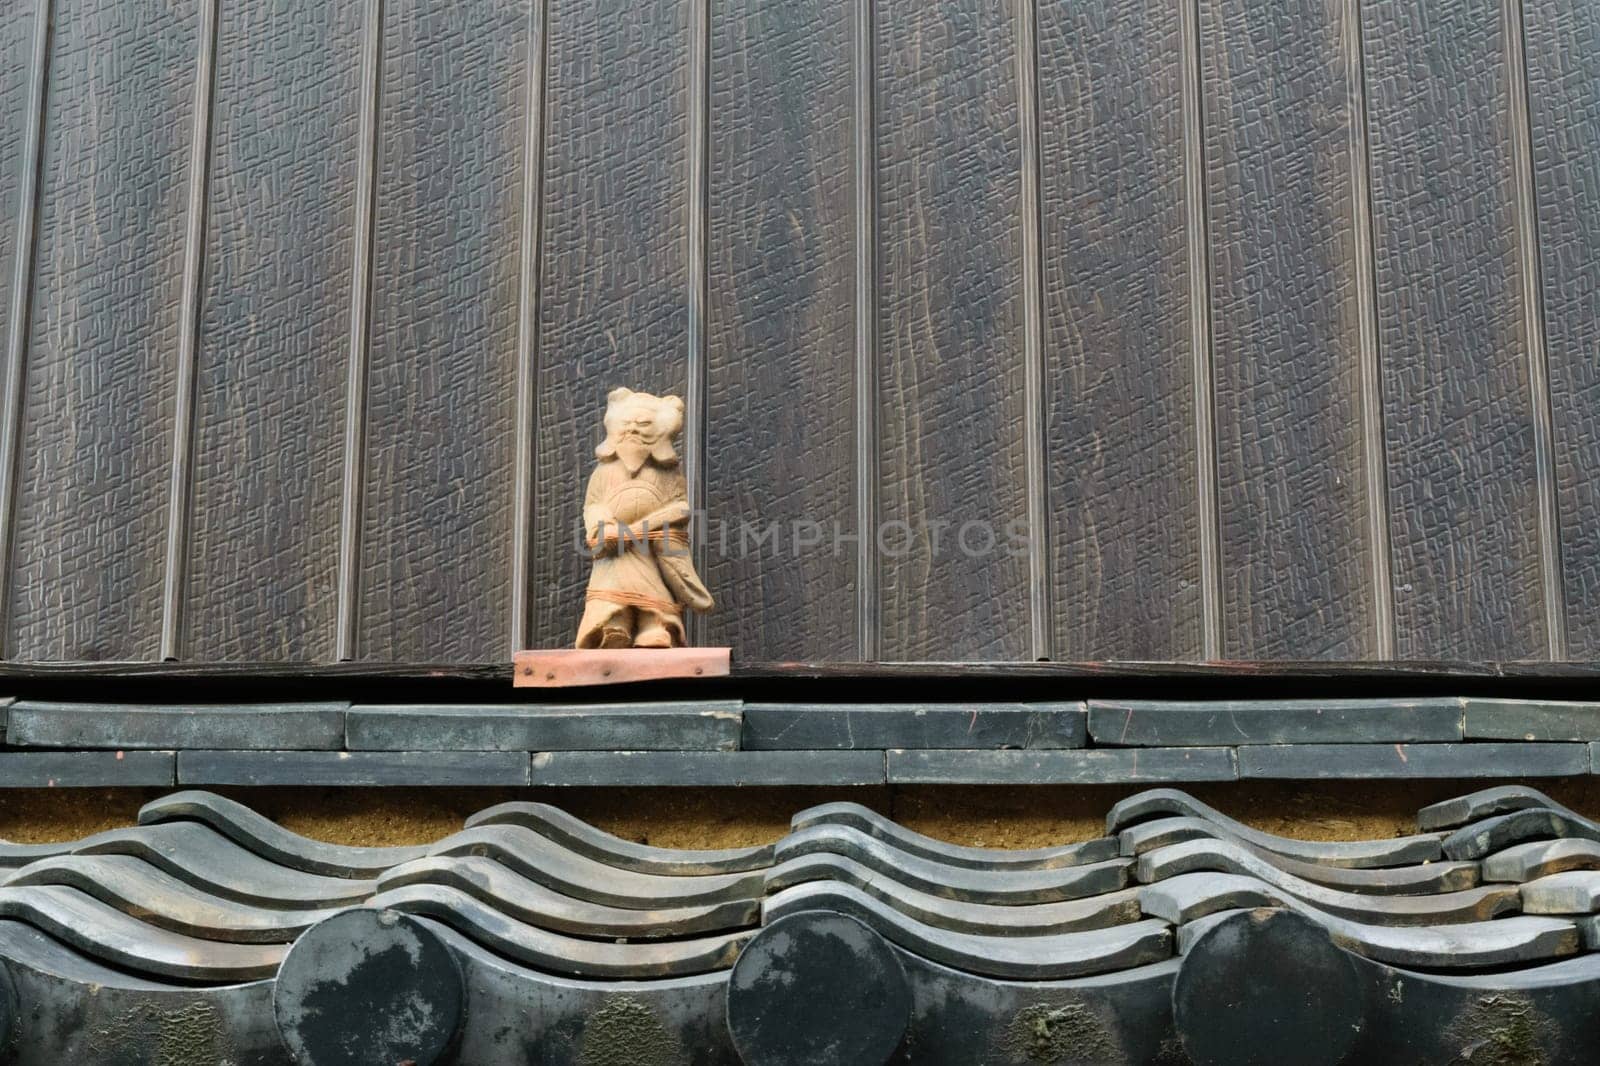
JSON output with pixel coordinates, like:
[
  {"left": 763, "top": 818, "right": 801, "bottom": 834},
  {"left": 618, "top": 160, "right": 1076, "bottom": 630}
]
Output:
[
  {"left": 1173, "top": 908, "right": 1364, "bottom": 1066},
  {"left": 274, "top": 908, "right": 464, "bottom": 1066},
  {"left": 726, "top": 911, "right": 910, "bottom": 1066},
  {"left": 0, "top": 962, "right": 14, "bottom": 1049}
]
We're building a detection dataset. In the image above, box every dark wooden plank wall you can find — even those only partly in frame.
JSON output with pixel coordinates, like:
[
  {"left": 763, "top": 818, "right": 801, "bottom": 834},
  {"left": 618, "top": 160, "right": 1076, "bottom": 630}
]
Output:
[
  {"left": 1203, "top": 0, "right": 1375, "bottom": 660},
  {"left": 0, "top": 3, "right": 28, "bottom": 470},
  {"left": 1524, "top": 0, "right": 1600, "bottom": 660},
  {"left": 704, "top": 0, "right": 857, "bottom": 660},
  {"left": 1364, "top": 0, "right": 1549, "bottom": 661},
  {"left": 0, "top": 0, "right": 1591, "bottom": 664},
  {"left": 8, "top": 0, "right": 196, "bottom": 660},
  {"left": 1039, "top": 0, "right": 1200, "bottom": 662},
  {"left": 529, "top": 0, "right": 690, "bottom": 649},
  {"left": 185, "top": 0, "right": 363, "bottom": 661},
  {"left": 875, "top": 0, "right": 1030, "bottom": 661},
  {"left": 358, "top": 0, "right": 529, "bottom": 662}
]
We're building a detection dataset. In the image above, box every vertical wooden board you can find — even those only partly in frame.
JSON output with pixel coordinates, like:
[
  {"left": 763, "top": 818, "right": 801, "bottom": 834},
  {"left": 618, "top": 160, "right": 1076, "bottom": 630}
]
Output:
[
  {"left": 703, "top": 0, "right": 856, "bottom": 660},
  {"left": 1038, "top": 0, "right": 1200, "bottom": 660},
  {"left": 0, "top": 0, "right": 32, "bottom": 382},
  {"left": 1525, "top": 0, "right": 1600, "bottom": 658},
  {"left": 359, "top": 0, "right": 528, "bottom": 661},
  {"left": 185, "top": 0, "right": 362, "bottom": 662},
  {"left": 1202, "top": 0, "right": 1372, "bottom": 658},
  {"left": 876, "top": 0, "right": 1029, "bottom": 660},
  {"left": 530, "top": 0, "right": 689, "bottom": 649},
  {"left": 10, "top": 0, "right": 197, "bottom": 661},
  {"left": 1362, "top": 0, "right": 1545, "bottom": 660}
]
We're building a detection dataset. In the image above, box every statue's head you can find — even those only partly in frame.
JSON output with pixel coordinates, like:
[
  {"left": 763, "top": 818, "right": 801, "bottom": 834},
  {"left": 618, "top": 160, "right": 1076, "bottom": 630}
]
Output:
[{"left": 596, "top": 387, "right": 684, "bottom": 474}]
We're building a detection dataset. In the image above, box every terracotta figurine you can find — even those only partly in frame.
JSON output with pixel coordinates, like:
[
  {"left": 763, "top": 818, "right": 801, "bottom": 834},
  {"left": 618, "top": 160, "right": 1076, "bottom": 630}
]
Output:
[{"left": 575, "top": 388, "right": 714, "bottom": 648}]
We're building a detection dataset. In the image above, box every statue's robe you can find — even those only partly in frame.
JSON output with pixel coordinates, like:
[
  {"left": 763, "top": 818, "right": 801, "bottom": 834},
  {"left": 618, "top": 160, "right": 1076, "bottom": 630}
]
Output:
[{"left": 575, "top": 458, "right": 712, "bottom": 648}]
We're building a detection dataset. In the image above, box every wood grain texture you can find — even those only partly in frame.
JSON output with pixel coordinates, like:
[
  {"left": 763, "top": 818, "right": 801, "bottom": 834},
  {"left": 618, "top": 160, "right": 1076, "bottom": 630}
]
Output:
[
  {"left": 1037, "top": 0, "right": 1200, "bottom": 660},
  {"left": 359, "top": 0, "right": 529, "bottom": 661},
  {"left": 1362, "top": 0, "right": 1546, "bottom": 660},
  {"left": 1, "top": 0, "right": 1593, "bottom": 669},
  {"left": 0, "top": 0, "right": 30, "bottom": 403},
  {"left": 1202, "top": 0, "right": 1373, "bottom": 658},
  {"left": 10, "top": 0, "right": 198, "bottom": 660},
  {"left": 875, "top": 0, "right": 1029, "bottom": 660},
  {"left": 703, "top": 0, "right": 856, "bottom": 660},
  {"left": 529, "top": 0, "right": 690, "bottom": 649},
  {"left": 852, "top": 0, "right": 880, "bottom": 660},
  {"left": 1523, "top": 0, "right": 1600, "bottom": 659},
  {"left": 185, "top": 0, "right": 363, "bottom": 662}
]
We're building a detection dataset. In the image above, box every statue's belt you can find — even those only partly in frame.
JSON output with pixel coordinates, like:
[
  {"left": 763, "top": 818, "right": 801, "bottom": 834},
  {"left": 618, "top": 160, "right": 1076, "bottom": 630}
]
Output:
[
  {"left": 584, "top": 587, "right": 682, "bottom": 616},
  {"left": 585, "top": 527, "right": 690, "bottom": 548}
]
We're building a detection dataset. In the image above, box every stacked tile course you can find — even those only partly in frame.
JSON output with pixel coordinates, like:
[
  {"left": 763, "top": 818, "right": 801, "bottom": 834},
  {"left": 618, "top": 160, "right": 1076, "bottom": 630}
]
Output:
[
  {"left": 0, "top": 697, "right": 1596, "bottom": 786},
  {"left": 0, "top": 787, "right": 1598, "bottom": 1062}
]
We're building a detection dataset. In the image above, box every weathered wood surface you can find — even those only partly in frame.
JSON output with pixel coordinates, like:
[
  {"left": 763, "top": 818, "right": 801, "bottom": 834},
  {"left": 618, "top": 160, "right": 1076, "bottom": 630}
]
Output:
[
  {"left": 513, "top": 647, "right": 730, "bottom": 688},
  {"left": 1525, "top": 0, "right": 1600, "bottom": 659},
  {"left": 0, "top": 1, "right": 30, "bottom": 440},
  {"left": 874, "top": 0, "right": 1029, "bottom": 660},
  {"left": 1039, "top": 0, "right": 1200, "bottom": 661},
  {"left": 529, "top": 0, "right": 690, "bottom": 649},
  {"left": 0, "top": 0, "right": 1594, "bottom": 667},
  {"left": 358, "top": 0, "right": 528, "bottom": 661},
  {"left": 11, "top": 0, "right": 196, "bottom": 660},
  {"left": 1362, "top": 0, "right": 1547, "bottom": 660},
  {"left": 1203, "top": 0, "right": 1374, "bottom": 659},
  {"left": 185, "top": 0, "right": 361, "bottom": 662},
  {"left": 704, "top": 0, "right": 856, "bottom": 661}
]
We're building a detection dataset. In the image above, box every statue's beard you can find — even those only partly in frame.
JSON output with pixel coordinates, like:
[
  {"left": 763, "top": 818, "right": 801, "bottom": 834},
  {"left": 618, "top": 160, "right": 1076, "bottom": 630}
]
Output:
[{"left": 616, "top": 438, "right": 651, "bottom": 476}]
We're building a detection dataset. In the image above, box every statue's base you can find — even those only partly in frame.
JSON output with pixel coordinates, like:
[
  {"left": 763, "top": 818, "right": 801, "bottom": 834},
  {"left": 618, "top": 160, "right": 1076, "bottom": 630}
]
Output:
[{"left": 513, "top": 647, "right": 731, "bottom": 688}]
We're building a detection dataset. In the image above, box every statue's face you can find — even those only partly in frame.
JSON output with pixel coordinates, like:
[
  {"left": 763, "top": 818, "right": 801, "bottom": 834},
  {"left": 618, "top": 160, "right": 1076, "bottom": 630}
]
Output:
[
  {"left": 597, "top": 388, "right": 685, "bottom": 469},
  {"left": 617, "top": 398, "right": 664, "bottom": 445}
]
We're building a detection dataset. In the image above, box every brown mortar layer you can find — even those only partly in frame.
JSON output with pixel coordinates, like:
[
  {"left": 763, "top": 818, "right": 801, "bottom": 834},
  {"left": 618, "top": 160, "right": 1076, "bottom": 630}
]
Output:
[{"left": 3, "top": 779, "right": 1600, "bottom": 849}]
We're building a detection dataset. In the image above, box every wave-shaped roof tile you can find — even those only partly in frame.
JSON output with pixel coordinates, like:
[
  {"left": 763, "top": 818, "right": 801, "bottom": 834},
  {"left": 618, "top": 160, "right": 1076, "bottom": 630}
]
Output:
[{"left": 0, "top": 787, "right": 1597, "bottom": 1063}]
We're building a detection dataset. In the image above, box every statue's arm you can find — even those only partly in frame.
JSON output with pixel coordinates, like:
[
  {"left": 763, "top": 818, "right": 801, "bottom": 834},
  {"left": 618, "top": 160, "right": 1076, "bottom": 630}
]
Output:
[
  {"left": 638, "top": 500, "right": 690, "bottom": 529},
  {"left": 582, "top": 469, "right": 616, "bottom": 546},
  {"left": 637, "top": 470, "right": 691, "bottom": 531}
]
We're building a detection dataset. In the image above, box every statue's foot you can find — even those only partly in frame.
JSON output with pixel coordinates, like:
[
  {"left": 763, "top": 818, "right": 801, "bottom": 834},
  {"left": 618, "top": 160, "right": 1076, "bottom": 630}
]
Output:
[
  {"left": 600, "top": 625, "right": 632, "bottom": 649},
  {"left": 633, "top": 624, "right": 672, "bottom": 648}
]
